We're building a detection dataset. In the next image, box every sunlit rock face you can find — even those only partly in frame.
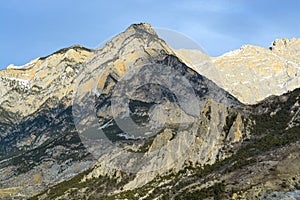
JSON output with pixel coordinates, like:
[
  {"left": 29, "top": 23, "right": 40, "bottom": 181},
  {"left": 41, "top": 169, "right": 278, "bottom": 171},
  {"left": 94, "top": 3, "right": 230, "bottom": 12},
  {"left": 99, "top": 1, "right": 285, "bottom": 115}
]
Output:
[
  {"left": 0, "top": 46, "right": 93, "bottom": 117},
  {"left": 176, "top": 38, "right": 300, "bottom": 104}
]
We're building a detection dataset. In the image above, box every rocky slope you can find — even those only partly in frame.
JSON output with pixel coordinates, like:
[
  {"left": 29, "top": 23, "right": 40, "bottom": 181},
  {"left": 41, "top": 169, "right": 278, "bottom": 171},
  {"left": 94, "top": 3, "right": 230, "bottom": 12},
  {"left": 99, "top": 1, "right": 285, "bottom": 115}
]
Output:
[
  {"left": 0, "top": 23, "right": 299, "bottom": 199},
  {"left": 176, "top": 38, "right": 300, "bottom": 104},
  {"left": 0, "top": 46, "right": 95, "bottom": 198},
  {"left": 32, "top": 86, "right": 300, "bottom": 200}
]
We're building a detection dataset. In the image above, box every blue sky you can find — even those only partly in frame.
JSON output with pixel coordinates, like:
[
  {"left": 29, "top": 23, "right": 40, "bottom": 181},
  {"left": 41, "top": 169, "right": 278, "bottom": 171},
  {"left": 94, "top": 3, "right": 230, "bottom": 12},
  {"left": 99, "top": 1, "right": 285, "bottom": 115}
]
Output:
[{"left": 1, "top": 0, "right": 300, "bottom": 69}]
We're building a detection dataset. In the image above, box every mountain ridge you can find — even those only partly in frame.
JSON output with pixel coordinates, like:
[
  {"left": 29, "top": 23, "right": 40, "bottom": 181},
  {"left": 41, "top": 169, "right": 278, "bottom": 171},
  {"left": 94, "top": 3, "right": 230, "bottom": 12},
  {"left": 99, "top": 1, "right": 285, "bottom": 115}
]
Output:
[
  {"left": 2, "top": 24, "right": 300, "bottom": 107},
  {"left": 0, "top": 23, "right": 299, "bottom": 199},
  {"left": 176, "top": 37, "right": 300, "bottom": 104}
]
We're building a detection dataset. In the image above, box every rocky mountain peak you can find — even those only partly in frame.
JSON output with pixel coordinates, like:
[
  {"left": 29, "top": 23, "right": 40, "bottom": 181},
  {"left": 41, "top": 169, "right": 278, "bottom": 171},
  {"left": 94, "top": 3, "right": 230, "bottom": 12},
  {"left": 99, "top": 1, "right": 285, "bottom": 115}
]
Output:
[
  {"left": 0, "top": 23, "right": 176, "bottom": 122},
  {"left": 126, "top": 23, "right": 157, "bottom": 36}
]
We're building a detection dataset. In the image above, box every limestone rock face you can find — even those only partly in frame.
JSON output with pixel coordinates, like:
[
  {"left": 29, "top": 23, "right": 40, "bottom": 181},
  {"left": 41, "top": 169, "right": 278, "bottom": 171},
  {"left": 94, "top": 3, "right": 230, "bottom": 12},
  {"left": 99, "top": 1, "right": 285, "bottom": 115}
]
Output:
[
  {"left": 227, "top": 113, "right": 244, "bottom": 143},
  {"left": 269, "top": 38, "right": 300, "bottom": 64},
  {"left": 80, "top": 100, "right": 244, "bottom": 191},
  {"left": 175, "top": 49, "right": 213, "bottom": 74},
  {"left": 148, "top": 128, "right": 173, "bottom": 152},
  {"left": 0, "top": 46, "right": 93, "bottom": 117},
  {"left": 176, "top": 38, "right": 300, "bottom": 104}
]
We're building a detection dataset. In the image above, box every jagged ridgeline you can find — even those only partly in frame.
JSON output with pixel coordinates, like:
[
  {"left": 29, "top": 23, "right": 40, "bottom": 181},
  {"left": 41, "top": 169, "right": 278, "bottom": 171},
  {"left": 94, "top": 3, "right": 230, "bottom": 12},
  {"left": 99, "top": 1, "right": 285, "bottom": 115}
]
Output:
[{"left": 0, "top": 23, "right": 299, "bottom": 199}]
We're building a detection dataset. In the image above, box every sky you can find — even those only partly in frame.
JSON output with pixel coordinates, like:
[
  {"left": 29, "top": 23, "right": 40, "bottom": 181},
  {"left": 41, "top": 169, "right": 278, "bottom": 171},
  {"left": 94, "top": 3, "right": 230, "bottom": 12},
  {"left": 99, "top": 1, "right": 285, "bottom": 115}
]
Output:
[{"left": 1, "top": 0, "right": 300, "bottom": 69}]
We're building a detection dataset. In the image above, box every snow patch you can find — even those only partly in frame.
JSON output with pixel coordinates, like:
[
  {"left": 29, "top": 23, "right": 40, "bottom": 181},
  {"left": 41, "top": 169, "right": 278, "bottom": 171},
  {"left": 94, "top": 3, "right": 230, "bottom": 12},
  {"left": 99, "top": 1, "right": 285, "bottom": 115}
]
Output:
[
  {"left": 117, "top": 133, "right": 136, "bottom": 140},
  {"left": 1, "top": 76, "right": 32, "bottom": 89},
  {"left": 220, "top": 49, "right": 241, "bottom": 57},
  {"left": 117, "top": 132, "right": 145, "bottom": 140},
  {"left": 6, "top": 59, "right": 38, "bottom": 70},
  {"left": 98, "top": 119, "right": 113, "bottom": 129}
]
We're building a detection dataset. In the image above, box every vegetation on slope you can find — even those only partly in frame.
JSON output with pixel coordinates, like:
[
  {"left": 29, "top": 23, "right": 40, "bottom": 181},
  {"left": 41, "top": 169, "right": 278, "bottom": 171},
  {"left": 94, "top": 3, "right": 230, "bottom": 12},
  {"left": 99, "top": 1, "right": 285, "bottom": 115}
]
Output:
[{"left": 31, "top": 89, "right": 300, "bottom": 199}]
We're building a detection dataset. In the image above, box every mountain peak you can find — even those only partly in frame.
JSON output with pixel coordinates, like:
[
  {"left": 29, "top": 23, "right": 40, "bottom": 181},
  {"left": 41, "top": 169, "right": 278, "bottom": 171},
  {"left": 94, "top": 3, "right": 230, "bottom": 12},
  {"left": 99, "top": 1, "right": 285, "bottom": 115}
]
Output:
[{"left": 126, "top": 23, "right": 157, "bottom": 36}]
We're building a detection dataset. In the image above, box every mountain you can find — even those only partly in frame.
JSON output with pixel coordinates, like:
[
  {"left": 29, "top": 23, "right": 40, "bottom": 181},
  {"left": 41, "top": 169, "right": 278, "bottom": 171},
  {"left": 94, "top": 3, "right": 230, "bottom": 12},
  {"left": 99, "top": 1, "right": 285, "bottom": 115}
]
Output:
[
  {"left": 0, "top": 46, "right": 95, "bottom": 198},
  {"left": 0, "top": 23, "right": 240, "bottom": 198},
  {"left": 0, "top": 23, "right": 299, "bottom": 199},
  {"left": 176, "top": 38, "right": 300, "bottom": 104}
]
